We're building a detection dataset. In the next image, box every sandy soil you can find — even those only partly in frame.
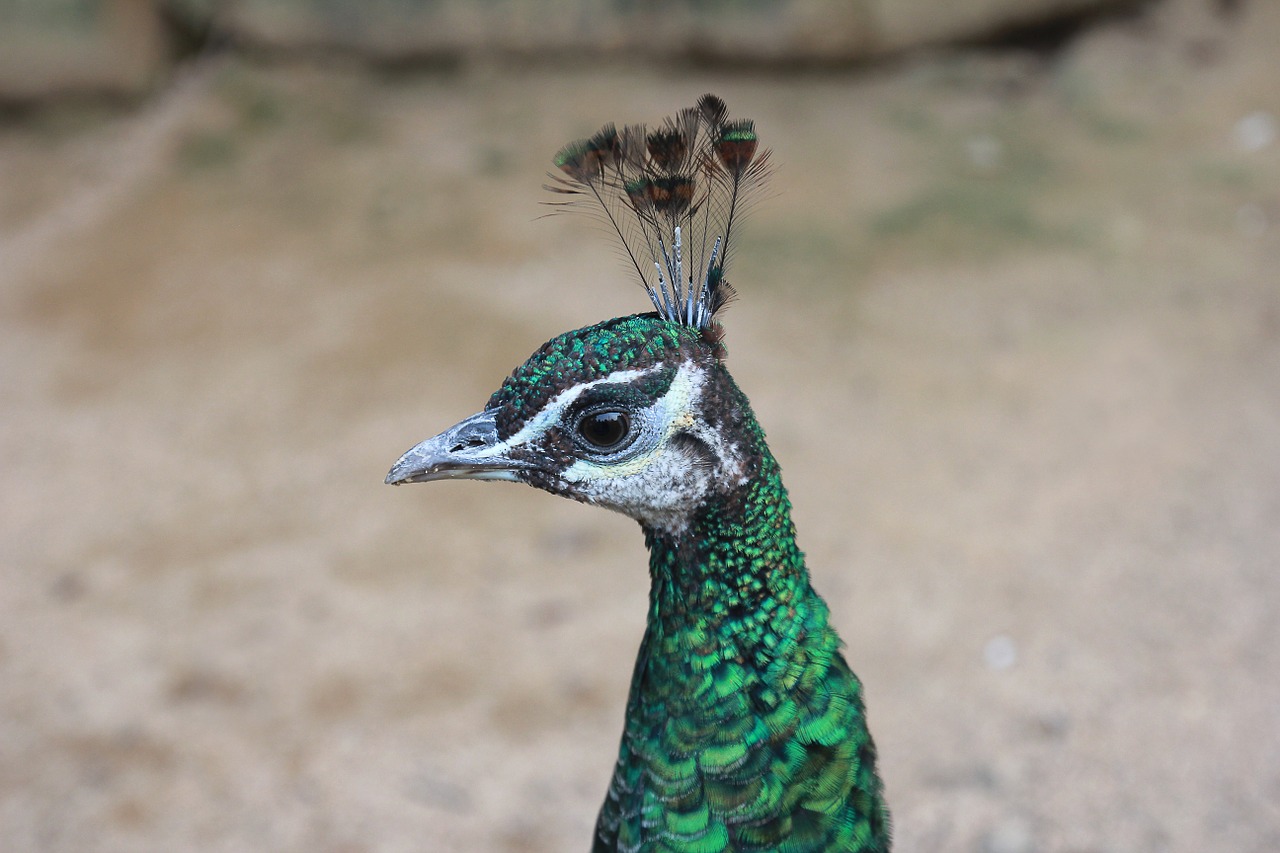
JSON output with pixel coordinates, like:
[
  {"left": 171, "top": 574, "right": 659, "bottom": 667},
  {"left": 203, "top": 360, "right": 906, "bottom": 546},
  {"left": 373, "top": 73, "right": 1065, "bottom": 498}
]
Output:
[{"left": 2, "top": 1, "right": 1278, "bottom": 850}]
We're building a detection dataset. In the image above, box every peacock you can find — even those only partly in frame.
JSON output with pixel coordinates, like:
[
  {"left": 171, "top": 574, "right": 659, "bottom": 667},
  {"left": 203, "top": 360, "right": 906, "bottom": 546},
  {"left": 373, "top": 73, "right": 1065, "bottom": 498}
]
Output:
[{"left": 387, "top": 95, "right": 890, "bottom": 852}]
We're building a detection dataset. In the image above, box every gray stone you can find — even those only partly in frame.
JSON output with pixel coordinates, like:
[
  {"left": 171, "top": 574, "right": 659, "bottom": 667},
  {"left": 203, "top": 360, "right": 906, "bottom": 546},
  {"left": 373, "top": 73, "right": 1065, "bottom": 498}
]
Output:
[
  {"left": 0, "top": 0, "right": 1140, "bottom": 101},
  {"left": 872, "top": 0, "right": 1126, "bottom": 51},
  {"left": 215, "top": 0, "right": 1135, "bottom": 63},
  {"left": 0, "top": 0, "right": 167, "bottom": 100}
]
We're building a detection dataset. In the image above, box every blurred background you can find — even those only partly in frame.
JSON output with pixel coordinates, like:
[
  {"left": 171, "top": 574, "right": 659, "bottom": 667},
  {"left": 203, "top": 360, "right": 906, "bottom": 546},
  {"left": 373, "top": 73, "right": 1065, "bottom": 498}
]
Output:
[{"left": 2, "top": 0, "right": 1278, "bottom": 850}]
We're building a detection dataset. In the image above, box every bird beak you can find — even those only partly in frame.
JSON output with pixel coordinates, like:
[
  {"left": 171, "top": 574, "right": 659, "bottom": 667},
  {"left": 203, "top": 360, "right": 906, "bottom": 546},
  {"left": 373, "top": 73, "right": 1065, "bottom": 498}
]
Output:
[{"left": 385, "top": 409, "right": 527, "bottom": 485}]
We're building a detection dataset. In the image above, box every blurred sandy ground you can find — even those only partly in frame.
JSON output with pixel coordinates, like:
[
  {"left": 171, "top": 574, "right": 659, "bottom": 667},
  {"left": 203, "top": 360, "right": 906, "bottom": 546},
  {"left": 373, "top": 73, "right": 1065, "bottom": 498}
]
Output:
[{"left": 2, "top": 1, "right": 1279, "bottom": 850}]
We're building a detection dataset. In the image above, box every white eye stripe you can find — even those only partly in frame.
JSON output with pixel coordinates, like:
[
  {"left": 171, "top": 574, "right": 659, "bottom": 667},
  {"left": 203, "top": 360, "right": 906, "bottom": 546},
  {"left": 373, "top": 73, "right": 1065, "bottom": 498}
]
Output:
[
  {"left": 492, "top": 365, "right": 663, "bottom": 455},
  {"left": 561, "top": 362, "right": 703, "bottom": 482}
]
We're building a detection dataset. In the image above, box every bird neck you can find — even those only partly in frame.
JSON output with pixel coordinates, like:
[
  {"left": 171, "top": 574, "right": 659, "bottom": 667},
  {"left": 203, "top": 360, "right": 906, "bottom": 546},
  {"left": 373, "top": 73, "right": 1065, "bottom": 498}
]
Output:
[
  {"left": 637, "top": 425, "right": 830, "bottom": 712},
  {"left": 599, "top": 380, "right": 890, "bottom": 852}
]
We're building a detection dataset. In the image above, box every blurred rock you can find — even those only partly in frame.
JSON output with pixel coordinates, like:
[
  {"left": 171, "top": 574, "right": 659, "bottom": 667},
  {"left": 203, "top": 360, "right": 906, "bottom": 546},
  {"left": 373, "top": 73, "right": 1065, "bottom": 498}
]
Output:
[
  {"left": 214, "top": 0, "right": 874, "bottom": 62},
  {"left": 0, "top": 0, "right": 1143, "bottom": 102},
  {"left": 213, "top": 0, "right": 1138, "bottom": 63},
  {"left": 873, "top": 0, "right": 1130, "bottom": 51},
  {"left": 0, "top": 0, "right": 167, "bottom": 100}
]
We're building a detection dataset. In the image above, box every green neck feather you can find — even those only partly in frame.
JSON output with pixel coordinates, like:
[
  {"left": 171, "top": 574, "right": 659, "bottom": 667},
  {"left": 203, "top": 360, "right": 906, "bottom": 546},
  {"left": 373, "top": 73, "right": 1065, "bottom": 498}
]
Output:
[{"left": 593, "top": 376, "right": 890, "bottom": 852}]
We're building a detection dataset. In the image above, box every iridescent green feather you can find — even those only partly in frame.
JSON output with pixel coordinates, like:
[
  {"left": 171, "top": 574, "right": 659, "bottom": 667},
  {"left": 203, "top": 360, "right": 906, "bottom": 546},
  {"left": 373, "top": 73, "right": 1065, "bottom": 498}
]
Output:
[
  {"left": 387, "top": 97, "right": 888, "bottom": 852},
  {"left": 552, "top": 320, "right": 892, "bottom": 852},
  {"left": 489, "top": 95, "right": 890, "bottom": 852}
]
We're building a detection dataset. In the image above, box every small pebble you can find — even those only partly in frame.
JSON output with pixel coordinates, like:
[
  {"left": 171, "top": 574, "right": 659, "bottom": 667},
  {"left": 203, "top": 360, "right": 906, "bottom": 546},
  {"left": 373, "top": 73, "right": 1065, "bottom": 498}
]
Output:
[
  {"left": 983, "top": 634, "right": 1018, "bottom": 671},
  {"left": 1234, "top": 110, "right": 1277, "bottom": 152},
  {"left": 1034, "top": 708, "right": 1071, "bottom": 739}
]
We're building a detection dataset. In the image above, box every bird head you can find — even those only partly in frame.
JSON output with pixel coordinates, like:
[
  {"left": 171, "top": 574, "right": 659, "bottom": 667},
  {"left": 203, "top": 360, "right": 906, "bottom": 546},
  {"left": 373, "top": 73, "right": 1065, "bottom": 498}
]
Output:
[
  {"left": 386, "top": 314, "right": 756, "bottom": 534},
  {"left": 388, "top": 95, "right": 771, "bottom": 534}
]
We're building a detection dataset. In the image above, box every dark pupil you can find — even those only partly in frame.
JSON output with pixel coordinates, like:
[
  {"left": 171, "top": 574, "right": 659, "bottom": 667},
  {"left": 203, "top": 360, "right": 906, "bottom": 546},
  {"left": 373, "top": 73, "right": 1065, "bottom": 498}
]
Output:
[{"left": 579, "top": 411, "right": 629, "bottom": 448}]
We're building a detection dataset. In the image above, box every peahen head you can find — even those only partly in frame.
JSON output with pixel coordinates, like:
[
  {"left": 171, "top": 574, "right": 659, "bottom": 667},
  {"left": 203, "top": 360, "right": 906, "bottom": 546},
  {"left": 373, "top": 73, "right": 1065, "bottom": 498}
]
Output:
[
  {"left": 387, "top": 94, "right": 772, "bottom": 535},
  {"left": 386, "top": 313, "right": 758, "bottom": 535},
  {"left": 385, "top": 95, "right": 892, "bottom": 853}
]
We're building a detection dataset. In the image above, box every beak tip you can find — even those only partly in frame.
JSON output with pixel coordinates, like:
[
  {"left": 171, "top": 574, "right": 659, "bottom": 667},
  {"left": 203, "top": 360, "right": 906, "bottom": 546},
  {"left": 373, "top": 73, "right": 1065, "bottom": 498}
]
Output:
[
  {"left": 385, "top": 459, "right": 420, "bottom": 486},
  {"left": 386, "top": 410, "right": 520, "bottom": 488}
]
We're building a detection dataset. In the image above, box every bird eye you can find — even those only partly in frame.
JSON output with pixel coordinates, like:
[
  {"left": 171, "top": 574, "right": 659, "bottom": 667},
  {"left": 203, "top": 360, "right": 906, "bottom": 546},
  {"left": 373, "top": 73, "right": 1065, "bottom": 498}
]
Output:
[{"left": 577, "top": 410, "right": 630, "bottom": 450}]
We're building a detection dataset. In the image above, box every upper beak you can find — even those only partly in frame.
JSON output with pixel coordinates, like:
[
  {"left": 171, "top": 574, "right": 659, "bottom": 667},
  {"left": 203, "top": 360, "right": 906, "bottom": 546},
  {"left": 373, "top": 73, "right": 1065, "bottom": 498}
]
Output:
[{"left": 385, "top": 409, "right": 527, "bottom": 485}]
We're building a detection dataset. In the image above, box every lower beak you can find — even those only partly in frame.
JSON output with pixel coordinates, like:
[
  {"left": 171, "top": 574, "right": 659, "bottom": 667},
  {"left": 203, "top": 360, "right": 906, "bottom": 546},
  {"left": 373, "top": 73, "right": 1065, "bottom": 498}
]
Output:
[{"left": 385, "top": 409, "right": 526, "bottom": 485}]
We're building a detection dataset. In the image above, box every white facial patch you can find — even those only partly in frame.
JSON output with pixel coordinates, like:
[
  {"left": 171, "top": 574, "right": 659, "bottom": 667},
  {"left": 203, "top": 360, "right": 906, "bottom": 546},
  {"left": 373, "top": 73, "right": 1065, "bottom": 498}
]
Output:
[{"left": 561, "top": 361, "right": 748, "bottom": 534}]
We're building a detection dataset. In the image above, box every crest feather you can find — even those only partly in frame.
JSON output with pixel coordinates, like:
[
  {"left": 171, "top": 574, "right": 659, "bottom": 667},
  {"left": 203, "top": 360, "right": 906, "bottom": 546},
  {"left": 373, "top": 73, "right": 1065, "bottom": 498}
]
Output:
[{"left": 545, "top": 94, "right": 771, "bottom": 333}]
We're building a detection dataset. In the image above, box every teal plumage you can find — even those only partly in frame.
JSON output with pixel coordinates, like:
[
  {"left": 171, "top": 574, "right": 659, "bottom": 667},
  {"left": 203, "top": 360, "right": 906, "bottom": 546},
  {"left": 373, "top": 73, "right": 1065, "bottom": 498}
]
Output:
[
  {"left": 388, "top": 97, "right": 890, "bottom": 852},
  {"left": 594, "top": 327, "right": 887, "bottom": 852}
]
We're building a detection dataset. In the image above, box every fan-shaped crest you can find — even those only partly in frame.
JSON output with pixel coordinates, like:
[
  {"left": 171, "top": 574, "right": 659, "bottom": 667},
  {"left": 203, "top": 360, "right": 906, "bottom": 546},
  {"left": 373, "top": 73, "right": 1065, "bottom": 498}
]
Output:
[{"left": 546, "top": 95, "right": 772, "bottom": 332}]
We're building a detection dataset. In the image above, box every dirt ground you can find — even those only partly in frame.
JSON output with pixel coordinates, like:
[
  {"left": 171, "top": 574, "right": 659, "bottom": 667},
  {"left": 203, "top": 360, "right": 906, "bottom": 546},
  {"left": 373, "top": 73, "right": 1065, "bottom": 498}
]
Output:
[{"left": 2, "top": 1, "right": 1278, "bottom": 850}]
